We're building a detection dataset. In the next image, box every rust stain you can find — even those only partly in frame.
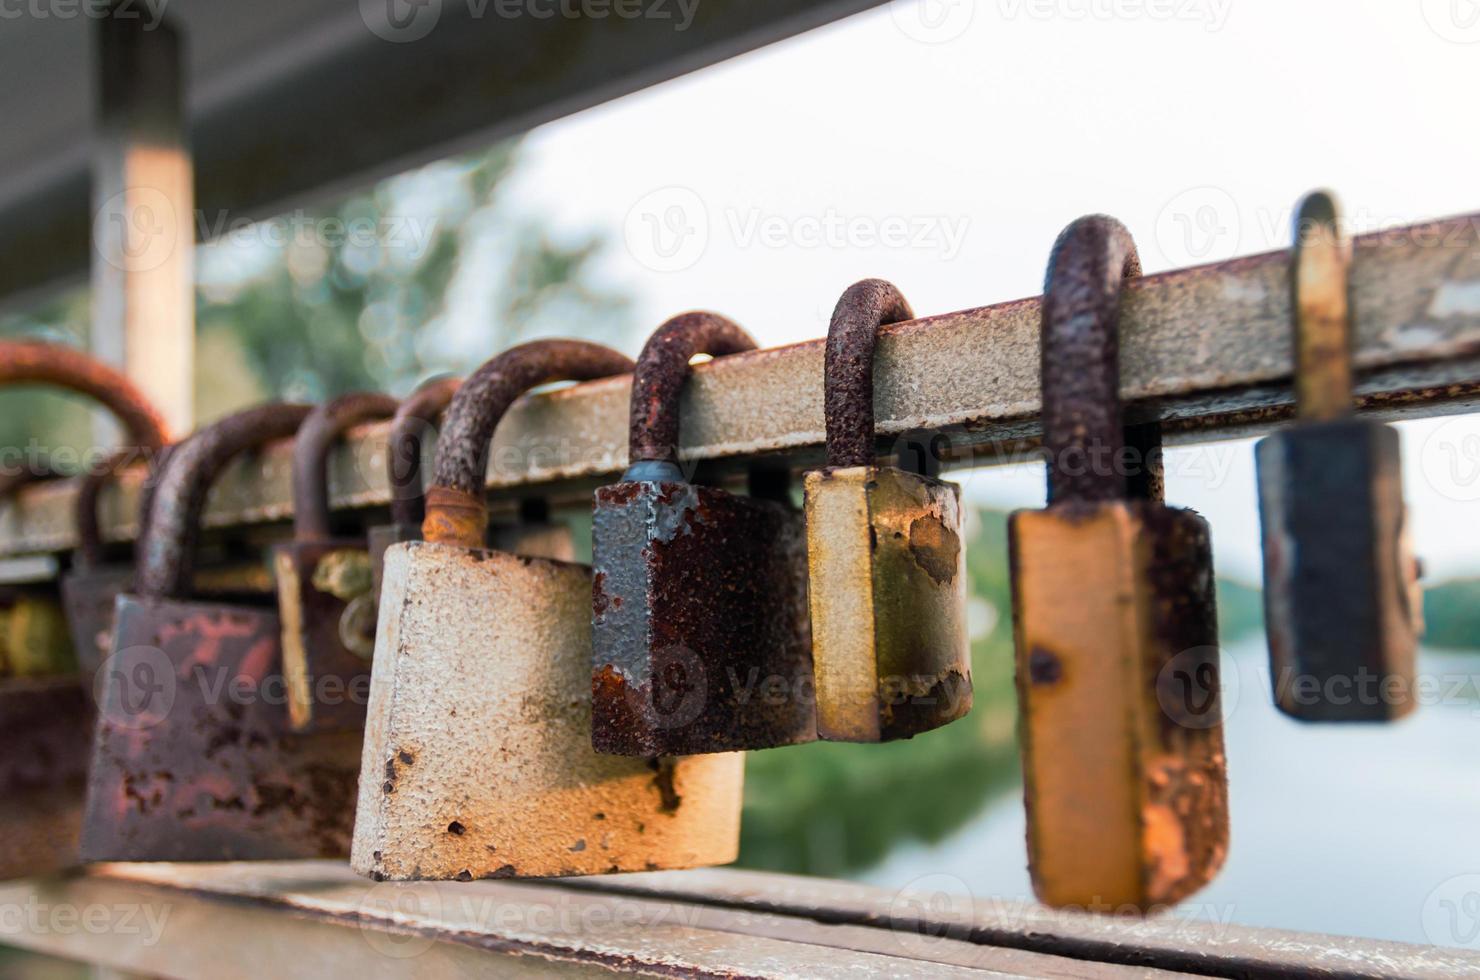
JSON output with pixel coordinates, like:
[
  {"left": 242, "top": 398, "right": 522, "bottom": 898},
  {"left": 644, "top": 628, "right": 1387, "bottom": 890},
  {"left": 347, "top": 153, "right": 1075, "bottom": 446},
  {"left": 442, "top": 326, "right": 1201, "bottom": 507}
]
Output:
[{"left": 907, "top": 513, "right": 959, "bottom": 585}]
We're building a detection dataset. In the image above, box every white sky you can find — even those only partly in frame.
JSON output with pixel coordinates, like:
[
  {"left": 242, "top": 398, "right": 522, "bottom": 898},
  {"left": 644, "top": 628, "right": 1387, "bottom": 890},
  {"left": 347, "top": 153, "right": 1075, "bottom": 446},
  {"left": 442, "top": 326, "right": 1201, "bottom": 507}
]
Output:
[{"left": 492, "top": 0, "right": 1480, "bottom": 583}]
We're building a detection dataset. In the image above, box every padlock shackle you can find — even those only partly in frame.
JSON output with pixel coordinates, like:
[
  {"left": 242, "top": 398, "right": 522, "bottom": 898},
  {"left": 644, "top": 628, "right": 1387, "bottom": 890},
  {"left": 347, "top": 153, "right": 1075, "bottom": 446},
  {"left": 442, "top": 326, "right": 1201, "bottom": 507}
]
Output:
[
  {"left": 291, "top": 392, "right": 399, "bottom": 541},
  {"left": 823, "top": 280, "right": 916, "bottom": 470},
  {"left": 1291, "top": 191, "right": 1355, "bottom": 423},
  {"left": 627, "top": 312, "right": 756, "bottom": 472},
  {"left": 138, "top": 403, "right": 313, "bottom": 601},
  {"left": 73, "top": 445, "right": 174, "bottom": 570},
  {"left": 387, "top": 376, "right": 462, "bottom": 529},
  {"left": 425, "top": 340, "right": 635, "bottom": 549},
  {"left": 0, "top": 341, "right": 171, "bottom": 499},
  {"left": 1041, "top": 215, "right": 1143, "bottom": 505}
]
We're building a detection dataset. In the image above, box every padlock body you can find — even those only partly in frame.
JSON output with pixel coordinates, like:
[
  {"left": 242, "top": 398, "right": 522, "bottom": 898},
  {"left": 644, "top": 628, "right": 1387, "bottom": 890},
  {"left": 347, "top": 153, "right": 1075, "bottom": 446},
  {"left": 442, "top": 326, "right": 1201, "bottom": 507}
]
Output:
[
  {"left": 62, "top": 565, "right": 135, "bottom": 691},
  {"left": 81, "top": 594, "right": 362, "bottom": 862},
  {"left": 0, "top": 677, "right": 91, "bottom": 879},
  {"left": 0, "top": 588, "right": 76, "bottom": 678},
  {"left": 591, "top": 481, "right": 815, "bottom": 756},
  {"left": 1256, "top": 419, "right": 1418, "bottom": 721},
  {"left": 804, "top": 466, "right": 971, "bottom": 742},
  {"left": 273, "top": 539, "right": 376, "bottom": 734},
  {"left": 1009, "top": 500, "right": 1228, "bottom": 910},
  {"left": 353, "top": 541, "right": 743, "bottom": 881}
]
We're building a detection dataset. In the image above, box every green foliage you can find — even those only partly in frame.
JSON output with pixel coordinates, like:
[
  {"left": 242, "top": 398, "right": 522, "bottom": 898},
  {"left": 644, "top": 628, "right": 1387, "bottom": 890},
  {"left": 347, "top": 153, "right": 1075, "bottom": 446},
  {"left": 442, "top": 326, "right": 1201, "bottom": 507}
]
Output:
[
  {"left": 1422, "top": 579, "right": 1480, "bottom": 651},
  {"left": 1217, "top": 575, "right": 1264, "bottom": 640}
]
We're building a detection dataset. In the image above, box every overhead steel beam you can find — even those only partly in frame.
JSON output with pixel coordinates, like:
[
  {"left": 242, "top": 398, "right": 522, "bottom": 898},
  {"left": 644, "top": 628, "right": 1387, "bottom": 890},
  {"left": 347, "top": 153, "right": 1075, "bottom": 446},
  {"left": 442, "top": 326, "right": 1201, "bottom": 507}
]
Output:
[
  {"left": 0, "top": 0, "right": 888, "bottom": 309},
  {"left": 1, "top": 211, "right": 1479, "bottom": 559}
]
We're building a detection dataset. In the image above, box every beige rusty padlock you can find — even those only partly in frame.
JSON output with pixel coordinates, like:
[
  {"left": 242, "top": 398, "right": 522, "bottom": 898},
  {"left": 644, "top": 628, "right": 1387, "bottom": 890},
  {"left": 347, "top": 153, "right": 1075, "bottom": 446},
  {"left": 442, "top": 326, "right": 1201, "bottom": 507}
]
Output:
[
  {"left": 353, "top": 340, "right": 743, "bottom": 882},
  {"left": 804, "top": 280, "right": 971, "bottom": 743}
]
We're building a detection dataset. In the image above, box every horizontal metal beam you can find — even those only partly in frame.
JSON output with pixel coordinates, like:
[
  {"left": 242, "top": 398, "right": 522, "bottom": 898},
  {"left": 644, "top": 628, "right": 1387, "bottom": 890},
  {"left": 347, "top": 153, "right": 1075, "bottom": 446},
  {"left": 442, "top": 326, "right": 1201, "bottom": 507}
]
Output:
[
  {"left": 3, "top": 212, "right": 1480, "bottom": 559},
  {"left": 3, "top": 862, "right": 1465, "bottom": 977},
  {"left": 0, "top": 0, "right": 887, "bottom": 309}
]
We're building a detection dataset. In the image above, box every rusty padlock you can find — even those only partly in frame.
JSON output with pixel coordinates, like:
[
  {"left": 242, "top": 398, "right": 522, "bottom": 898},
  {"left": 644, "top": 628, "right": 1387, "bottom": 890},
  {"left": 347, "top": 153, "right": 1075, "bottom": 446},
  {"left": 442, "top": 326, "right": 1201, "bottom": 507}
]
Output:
[
  {"left": 1257, "top": 191, "right": 1422, "bottom": 722},
  {"left": 273, "top": 392, "right": 397, "bottom": 734},
  {"left": 81, "top": 403, "right": 362, "bottom": 863},
  {"left": 591, "top": 313, "right": 815, "bottom": 757},
  {"left": 367, "top": 376, "right": 573, "bottom": 603},
  {"left": 1009, "top": 216, "right": 1229, "bottom": 911},
  {"left": 804, "top": 280, "right": 972, "bottom": 742},
  {"left": 354, "top": 340, "right": 743, "bottom": 881}
]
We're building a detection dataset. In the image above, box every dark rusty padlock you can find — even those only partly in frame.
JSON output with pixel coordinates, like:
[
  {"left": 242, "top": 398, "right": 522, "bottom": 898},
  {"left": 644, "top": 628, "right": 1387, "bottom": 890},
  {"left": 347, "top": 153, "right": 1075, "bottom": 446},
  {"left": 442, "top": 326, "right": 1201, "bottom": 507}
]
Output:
[
  {"left": 273, "top": 392, "right": 397, "bottom": 734},
  {"left": 81, "top": 403, "right": 363, "bottom": 863},
  {"left": 354, "top": 340, "right": 743, "bottom": 881},
  {"left": 591, "top": 313, "right": 815, "bottom": 756},
  {"left": 367, "top": 375, "right": 573, "bottom": 604},
  {"left": 1009, "top": 216, "right": 1229, "bottom": 911},
  {"left": 804, "top": 280, "right": 971, "bottom": 743},
  {"left": 1257, "top": 191, "right": 1422, "bottom": 723}
]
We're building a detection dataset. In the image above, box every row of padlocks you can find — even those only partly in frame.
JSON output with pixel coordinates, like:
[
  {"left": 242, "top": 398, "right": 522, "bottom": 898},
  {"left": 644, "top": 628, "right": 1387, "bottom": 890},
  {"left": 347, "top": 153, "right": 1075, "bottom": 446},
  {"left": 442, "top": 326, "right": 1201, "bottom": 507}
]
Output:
[{"left": 0, "top": 190, "right": 1422, "bottom": 912}]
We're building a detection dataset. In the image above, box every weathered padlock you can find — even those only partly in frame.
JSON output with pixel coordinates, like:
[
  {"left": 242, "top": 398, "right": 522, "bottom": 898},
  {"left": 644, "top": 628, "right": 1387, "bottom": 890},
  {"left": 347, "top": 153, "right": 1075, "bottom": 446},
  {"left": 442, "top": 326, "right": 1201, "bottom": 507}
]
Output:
[
  {"left": 1009, "top": 216, "right": 1229, "bottom": 911},
  {"left": 354, "top": 340, "right": 743, "bottom": 881},
  {"left": 804, "top": 280, "right": 971, "bottom": 742},
  {"left": 1257, "top": 191, "right": 1422, "bottom": 723},
  {"left": 274, "top": 392, "right": 398, "bottom": 733},
  {"left": 367, "top": 375, "right": 573, "bottom": 603},
  {"left": 81, "top": 403, "right": 363, "bottom": 862},
  {"left": 591, "top": 313, "right": 815, "bottom": 756}
]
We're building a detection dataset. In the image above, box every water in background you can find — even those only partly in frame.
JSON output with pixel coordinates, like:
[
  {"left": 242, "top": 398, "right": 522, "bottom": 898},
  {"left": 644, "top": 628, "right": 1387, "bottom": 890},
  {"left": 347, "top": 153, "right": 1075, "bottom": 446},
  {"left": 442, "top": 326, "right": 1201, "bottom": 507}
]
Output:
[{"left": 864, "top": 641, "right": 1480, "bottom": 949}]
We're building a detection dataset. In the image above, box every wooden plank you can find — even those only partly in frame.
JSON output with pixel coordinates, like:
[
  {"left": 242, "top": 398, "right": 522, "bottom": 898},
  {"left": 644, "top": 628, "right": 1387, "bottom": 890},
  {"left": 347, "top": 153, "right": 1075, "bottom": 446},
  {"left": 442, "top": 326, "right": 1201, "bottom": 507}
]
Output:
[
  {"left": 0, "top": 863, "right": 1181, "bottom": 978},
  {"left": 3, "top": 212, "right": 1480, "bottom": 558}
]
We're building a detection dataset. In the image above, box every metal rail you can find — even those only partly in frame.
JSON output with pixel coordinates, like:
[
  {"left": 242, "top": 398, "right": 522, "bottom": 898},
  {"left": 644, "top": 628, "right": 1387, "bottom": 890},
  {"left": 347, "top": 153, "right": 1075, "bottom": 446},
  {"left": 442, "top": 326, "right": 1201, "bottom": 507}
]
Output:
[
  {"left": 2, "top": 211, "right": 1479, "bottom": 559},
  {"left": 1, "top": 862, "right": 1473, "bottom": 978}
]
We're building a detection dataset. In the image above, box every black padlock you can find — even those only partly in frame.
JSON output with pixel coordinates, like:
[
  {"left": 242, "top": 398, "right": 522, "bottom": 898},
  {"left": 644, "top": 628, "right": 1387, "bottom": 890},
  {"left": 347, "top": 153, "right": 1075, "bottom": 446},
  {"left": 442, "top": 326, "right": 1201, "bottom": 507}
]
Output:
[
  {"left": 273, "top": 392, "right": 398, "bottom": 734},
  {"left": 81, "top": 403, "right": 363, "bottom": 863},
  {"left": 1257, "top": 191, "right": 1422, "bottom": 722},
  {"left": 591, "top": 313, "right": 815, "bottom": 756}
]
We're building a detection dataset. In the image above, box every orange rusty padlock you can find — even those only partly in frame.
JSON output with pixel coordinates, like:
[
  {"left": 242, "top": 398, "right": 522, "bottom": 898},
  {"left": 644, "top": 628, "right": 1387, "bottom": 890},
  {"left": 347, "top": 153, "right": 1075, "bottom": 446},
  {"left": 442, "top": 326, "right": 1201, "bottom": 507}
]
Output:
[
  {"left": 273, "top": 392, "right": 398, "bottom": 733},
  {"left": 1009, "top": 216, "right": 1229, "bottom": 911},
  {"left": 81, "top": 403, "right": 362, "bottom": 862},
  {"left": 355, "top": 340, "right": 743, "bottom": 882}
]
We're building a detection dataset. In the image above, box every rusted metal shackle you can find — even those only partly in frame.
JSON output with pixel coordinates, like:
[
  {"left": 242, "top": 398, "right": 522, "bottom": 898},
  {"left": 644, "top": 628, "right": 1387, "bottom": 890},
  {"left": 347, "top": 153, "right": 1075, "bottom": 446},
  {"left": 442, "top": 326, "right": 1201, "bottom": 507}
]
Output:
[
  {"left": 425, "top": 340, "right": 635, "bottom": 549},
  {"left": 1040, "top": 216, "right": 1142, "bottom": 506},
  {"left": 824, "top": 279, "right": 915, "bottom": 469},
  {"left": 626, "top": 312, "right": 757, "bottom": 479},
  {"left": 293, "top": 392, "right": 399, "bottom": 542},
  {"left": 138, "top": 403, "right": 313, "bottom": 600},
  {"left": 387, "top": 376, "right": 462, "bottom": 530},
  {"left": 1291, "top": 190, "right": 1355, "bottom": 423}
]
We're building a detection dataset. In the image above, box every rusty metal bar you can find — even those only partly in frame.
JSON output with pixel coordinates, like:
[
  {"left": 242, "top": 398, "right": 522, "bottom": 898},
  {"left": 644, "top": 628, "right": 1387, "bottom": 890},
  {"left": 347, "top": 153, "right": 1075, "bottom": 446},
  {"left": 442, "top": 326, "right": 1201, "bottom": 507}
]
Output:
[{"left": 2, "top": 211, "right": 1480, "bottom": 559}]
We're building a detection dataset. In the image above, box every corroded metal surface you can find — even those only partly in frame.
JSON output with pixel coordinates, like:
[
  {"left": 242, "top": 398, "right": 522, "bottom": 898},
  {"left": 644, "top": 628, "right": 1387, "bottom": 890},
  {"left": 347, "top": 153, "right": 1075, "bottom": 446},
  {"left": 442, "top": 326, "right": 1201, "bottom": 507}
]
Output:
[
  {"left": 354, "top": 541, "right": 743, "bottom": 881},
  {"left": 627, "top": 312, "right": 756, "bottom": 467},
  {"left": 0, "top": 676, "right": 90, "bottom": 879},
  {"left": 822, "top": 279, "right": 915, "bottom": 469},
  {"left": 804, "top": 466, "right": 970, "bottom": 742},
  {"left": 6, "top": 212, "right": 1480, "bottom": 557},
  {"left": 1257, "top": 194, "right": 1420, "bottom": 723},
  {"left": 82, "top": 596, "right": 360, "bottom": 862},
  {"left": 0, "top": 340, "right": 170, "bottom": 454},
  {"left": 387, "top": 376, "right": 462, "bottom": 530},
  {"left": 276, "top": 393, "right": 395, "bottom": 734},
  {"left": 1010, "top": 502, "right": 1228, "bottom": 910},
  {"left": 592, "top": 480, "right": 815, "bottom": 756}
]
